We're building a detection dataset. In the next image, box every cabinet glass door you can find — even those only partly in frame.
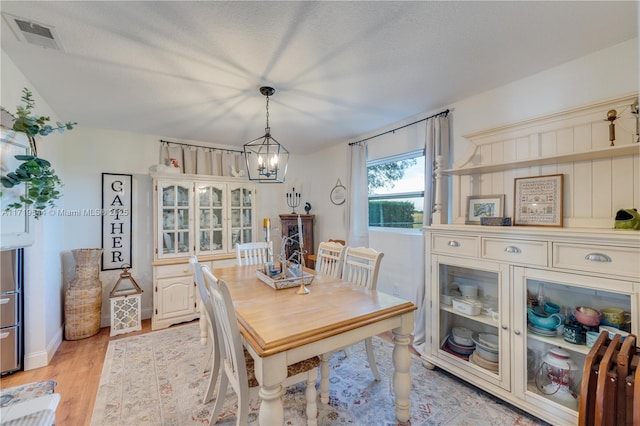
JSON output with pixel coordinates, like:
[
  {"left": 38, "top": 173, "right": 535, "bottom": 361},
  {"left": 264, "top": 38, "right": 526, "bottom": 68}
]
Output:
[
  {"left": 158, "top": 182, "right": 192, "bottom": 258},
  {"left": 432, "top": 255, "right": 509, "bottom": 390},
  {"left": 195, "top": 184, "right": 225, "bottom": 255},
  {"left": 513, "top": 267, "right": 636, "bottom": 420},
  {"left": 229, "top": 184, "right": 254, "bottom": 249}
]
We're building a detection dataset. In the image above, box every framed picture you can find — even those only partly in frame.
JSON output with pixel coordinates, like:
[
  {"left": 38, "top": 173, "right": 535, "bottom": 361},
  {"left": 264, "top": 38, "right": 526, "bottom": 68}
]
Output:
[
  {"left": 514, "top": 174, "right": 563, "bottom": 227},
  {"left": 466, "top": 194, "right": 505, "bottom": 224}
]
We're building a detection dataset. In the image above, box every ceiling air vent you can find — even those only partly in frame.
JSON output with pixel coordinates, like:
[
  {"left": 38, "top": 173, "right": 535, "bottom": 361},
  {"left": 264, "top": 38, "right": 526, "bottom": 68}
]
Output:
[{"left": 2, "top": 13, "right": 65, "bottom": 51}]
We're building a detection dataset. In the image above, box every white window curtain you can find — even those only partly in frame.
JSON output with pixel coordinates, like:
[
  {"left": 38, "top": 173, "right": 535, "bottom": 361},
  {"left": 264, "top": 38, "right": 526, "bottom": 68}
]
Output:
[
  {"left": 347, "top": 142, "right": 369, "bottom": 247},
  {"left": 414, "top": 114, "right": 450, "bottom": 353},
  {"left": 158, "top": 142, "right": 244, "bottom": 177}
]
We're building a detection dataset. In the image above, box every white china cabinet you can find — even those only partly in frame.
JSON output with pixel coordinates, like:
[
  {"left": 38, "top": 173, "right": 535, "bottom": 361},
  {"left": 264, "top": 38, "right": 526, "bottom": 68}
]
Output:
[
  {"left": 151, "top": 174, "right": 257, "bottom": 330},
  {"left": 423, "top": 225, "right": 639, "bottom": 426}
]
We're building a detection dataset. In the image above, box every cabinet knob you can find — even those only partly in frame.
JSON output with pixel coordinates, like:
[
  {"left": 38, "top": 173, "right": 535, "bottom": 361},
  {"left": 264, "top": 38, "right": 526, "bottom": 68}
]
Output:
[
  {"left": 504, "top": 246, "right": 521, "bottom": 254},
  {"left": 447, "top": 241, "right": 460, "bottom": 247},
  {"left": 584, "top": 253, "right": 612, "bottom": 263},
  {"left": 514, "top": 330, "right": 521, "bottom": 335},
  {"left": 501, "top": 325, "right": 508, "bottom": 330}
]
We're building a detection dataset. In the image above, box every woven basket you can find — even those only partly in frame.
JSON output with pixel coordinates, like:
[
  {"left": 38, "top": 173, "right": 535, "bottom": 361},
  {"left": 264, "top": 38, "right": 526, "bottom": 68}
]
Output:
[{"left": 64, "top": 248, "right": 103, "bottom": 340}]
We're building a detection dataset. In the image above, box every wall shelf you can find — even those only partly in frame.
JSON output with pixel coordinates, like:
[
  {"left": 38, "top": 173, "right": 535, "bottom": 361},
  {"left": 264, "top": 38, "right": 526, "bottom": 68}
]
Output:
[{"left": 443, "top": 144, "right": 640, "bottom": 176}]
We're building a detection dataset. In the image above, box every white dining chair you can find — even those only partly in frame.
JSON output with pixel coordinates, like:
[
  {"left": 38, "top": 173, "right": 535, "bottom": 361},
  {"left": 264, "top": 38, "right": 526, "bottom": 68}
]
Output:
[
  {"left": 340, "top": 246, "right": 384, "bottom": 381},
  {"left": 188, "top": 256, "right": 220, "bottom": 404},
  {"left": 314, "top": 241, "right": 346, "bottom": 278},
  {"left": 235, "top": 241, "right": 272, "bottom": 266},
  {"left": 202, "top": 267, "right": 321, "bottom": 426}
]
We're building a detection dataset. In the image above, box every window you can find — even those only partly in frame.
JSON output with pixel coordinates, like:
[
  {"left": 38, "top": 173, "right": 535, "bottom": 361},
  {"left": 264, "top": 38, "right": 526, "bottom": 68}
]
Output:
[{"left": 367, "top": 150, "right": 424, "bottom": 228}]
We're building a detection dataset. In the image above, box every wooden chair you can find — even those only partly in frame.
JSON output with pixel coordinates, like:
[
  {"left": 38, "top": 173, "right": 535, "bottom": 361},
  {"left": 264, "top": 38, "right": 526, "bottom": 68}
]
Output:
[
  {"left": 202, "top": 267, "right": 321, "bottom": 426},
  {"left": 236, "top": 241, "right": 272, "bottom": 266},
  {"left": 314, "top": 241, "right": 346, "bottom": 278},
  {"left": 339, "top": 246, "right": 384, "bottom": 381},
  {"left": 188, "top": 256, "right": 220, "bottom": 404}
]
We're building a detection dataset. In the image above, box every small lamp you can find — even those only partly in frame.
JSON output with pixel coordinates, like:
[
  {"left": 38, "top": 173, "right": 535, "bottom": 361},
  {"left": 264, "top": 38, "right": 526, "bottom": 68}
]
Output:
[{"left": 109, "top": 264, "right": 143, "bottom": 336}]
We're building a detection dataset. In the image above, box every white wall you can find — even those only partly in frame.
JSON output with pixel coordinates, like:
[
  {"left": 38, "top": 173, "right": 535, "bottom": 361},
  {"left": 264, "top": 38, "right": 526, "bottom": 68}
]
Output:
[
  {"left": 2, "top": 37, "right": 637, "bottom": 368},
  {"left": 296, "top": 38, "right": 638, "bottom": 334},
  {"left": 1, "top": 51, "right": 67, "bottom": 369}
]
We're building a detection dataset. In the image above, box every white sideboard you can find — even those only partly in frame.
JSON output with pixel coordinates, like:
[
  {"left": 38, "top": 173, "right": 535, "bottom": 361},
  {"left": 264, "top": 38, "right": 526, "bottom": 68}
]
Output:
[{"left": 423, "top": 225, "right": 639, "bottom": 425}]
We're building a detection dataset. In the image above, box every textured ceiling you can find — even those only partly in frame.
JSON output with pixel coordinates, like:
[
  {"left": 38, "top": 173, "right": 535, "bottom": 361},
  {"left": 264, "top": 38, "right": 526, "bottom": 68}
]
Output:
[{"left": 1, "top": 1, "right": 637, "bottom": 153}]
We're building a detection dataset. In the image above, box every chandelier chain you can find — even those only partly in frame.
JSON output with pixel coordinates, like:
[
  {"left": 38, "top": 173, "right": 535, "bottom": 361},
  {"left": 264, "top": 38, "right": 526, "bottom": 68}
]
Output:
[{"left": 265, "top": 94, "right": 270, "bottom": 131}]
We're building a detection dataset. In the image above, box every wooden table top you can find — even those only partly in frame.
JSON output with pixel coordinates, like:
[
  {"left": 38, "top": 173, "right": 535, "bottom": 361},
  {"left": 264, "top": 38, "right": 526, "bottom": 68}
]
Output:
[{"left": 210, "top": 265, "right": 417, "bottom": 357}]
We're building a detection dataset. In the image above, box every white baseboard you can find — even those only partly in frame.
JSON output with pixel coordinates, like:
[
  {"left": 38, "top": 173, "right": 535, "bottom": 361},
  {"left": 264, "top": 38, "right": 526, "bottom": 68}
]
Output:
[{"left": 24, "top": 325, "right": 63, "bottom": 371}]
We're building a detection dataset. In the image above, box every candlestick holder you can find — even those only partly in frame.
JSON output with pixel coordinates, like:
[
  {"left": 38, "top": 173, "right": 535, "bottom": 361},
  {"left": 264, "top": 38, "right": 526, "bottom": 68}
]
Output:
[
  {"left": 278, "top": 235, "right": 310, "bottom": 295},
  {"left": 286, "top": 187, "right": 301, "bottom": 214}
]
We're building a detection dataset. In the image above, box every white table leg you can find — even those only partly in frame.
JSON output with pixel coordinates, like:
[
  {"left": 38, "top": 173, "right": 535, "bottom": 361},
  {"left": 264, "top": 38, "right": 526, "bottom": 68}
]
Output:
[
  {"left": 392, "top": 327, "right": 412, "bottom": 423},
  {"left": 320, "top": 353, "right": 330, "bottom": 404},
  {"left": 258, "top": 384, "right": 284, "bottom": 425},
  {"left": 254, "top": 352, "right": 287, "bottom": 425}
]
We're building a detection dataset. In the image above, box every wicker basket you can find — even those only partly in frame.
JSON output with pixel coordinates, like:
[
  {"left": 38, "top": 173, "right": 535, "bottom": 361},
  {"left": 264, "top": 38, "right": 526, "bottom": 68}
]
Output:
[{"left": 64, "top": 248, "right": 103, "bottom": 340}]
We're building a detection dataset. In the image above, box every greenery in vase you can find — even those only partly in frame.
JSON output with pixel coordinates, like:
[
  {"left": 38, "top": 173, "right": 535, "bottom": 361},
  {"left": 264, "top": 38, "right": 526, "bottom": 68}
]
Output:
[{"left": 0, "top": 88, "right": 77, "bottom": 216}]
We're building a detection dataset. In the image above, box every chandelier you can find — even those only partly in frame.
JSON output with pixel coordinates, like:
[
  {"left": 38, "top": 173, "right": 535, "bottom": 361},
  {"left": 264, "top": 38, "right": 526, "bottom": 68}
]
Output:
[{"left": 243, "top": 86, "right": 289, "bottom": 183}]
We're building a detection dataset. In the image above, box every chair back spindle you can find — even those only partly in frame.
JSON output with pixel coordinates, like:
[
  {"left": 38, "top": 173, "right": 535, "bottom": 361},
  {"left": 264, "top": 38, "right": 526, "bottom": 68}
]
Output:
[
  {"left": 341, "top": 246, "right": 384, "bottom": 289},
  {"left": 236, "top": 241, "right": 272, "bottom": 266},
  {"left": 315, "top": 241, "right": 346, "bottom": 278}
]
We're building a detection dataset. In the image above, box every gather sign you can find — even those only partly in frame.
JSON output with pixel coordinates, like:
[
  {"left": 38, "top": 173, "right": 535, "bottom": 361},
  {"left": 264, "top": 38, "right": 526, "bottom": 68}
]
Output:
[{"left": 101, "top": 173, "right": 132, "bottom": 270}]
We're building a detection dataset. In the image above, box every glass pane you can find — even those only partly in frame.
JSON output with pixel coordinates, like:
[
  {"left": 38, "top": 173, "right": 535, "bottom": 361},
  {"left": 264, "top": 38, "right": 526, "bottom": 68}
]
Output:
[
  {"left": 177, "top": 186, "right": 189, "bottom": 206},
  {"left": 162, "top": 233, "right": 174, "bottom": 253},
  {"left": 231, "top": 230, "right": 240, "bottom": 248},
  {"left": 199, "top": 187, "right": 210, "bottom": 206},
  {"left": 524, "top": 278, "right": 631, "bottom": 411},
  {"left": 178, "top": 209, "right": 189, "bottom": 229},
  {"left": 369, "top": 196, "right": 424, "bottom": 228},
  {"left": 243, "top": 229, "right": 252, "bottom": 243},
  {"left": 368, "top": 155, "right": 424, "bottom": 195},
  {"left": 162, "top": 209, "right": 175, "bottom": 230},
  {"left": 231, "top": 209, "right": 241, "bottom": 227},
  {"left": 162, "top": 186, "right": 175, "bottom": 207},
  {"left": 200, "top": 209, "right": 211, "bottom": 229},
  {"left": 212, "top": 210, "right": 221, "bottom": 228},
  {"left": 243, "top": 209, "right": 251, "bottom": 226},
  {"left": 213, "top": 188, "right": 223, "bottom": 206},
  {"left": 212, "top": 230, "right": 223, "bottom": 250},
  {"left": 199, "top": 231, "right": 211, "bottom": 251},
  {"left": 437, "top": 263, "right": 500, "bottom": 372},
  {"left": 177, "top": 232, "right": 189, "bottom": 252},
  {"left": 231, "top": 188, "right": 241, "bottom": 207},
  {"left": 243, "top": 189, "right": 252, "bottom": 206}
]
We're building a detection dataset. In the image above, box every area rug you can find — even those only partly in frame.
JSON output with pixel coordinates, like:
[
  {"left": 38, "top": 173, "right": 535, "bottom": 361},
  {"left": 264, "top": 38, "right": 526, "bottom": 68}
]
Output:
[{"left": 91, "top": 322, "right": 546, "bottom": 425}]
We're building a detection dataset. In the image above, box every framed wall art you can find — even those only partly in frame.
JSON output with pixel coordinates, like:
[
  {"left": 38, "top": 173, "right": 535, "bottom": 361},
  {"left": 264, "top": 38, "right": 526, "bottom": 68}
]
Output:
[
  {"left": 466, "top": 194, "right": 505, "bottom": 224},
  {"left": 514, "top": 174, "right": 563, "bottom": 227}
]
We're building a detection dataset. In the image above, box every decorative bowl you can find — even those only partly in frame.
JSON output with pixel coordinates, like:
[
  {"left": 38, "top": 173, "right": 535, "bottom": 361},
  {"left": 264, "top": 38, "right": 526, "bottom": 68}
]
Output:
[
  {"left": 543, "top": 301, "right": 561, "bottom": 314},
  {"left": 527, "top": 308, "right": 562, "bottom": 330},
  {"left": 451, "top": 327, "right": 474, "bottom": 346},
  {"left": 475, "top": 344, "right": 499, "bottom": 363},
  {"left": 574, "top": 306, "right": 601, "bottom": 326}
]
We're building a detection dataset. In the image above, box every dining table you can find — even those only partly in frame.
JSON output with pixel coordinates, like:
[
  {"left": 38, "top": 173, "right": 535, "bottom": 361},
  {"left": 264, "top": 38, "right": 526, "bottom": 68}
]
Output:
[{"left": 207, "top": 263, "right": 417, "bottom": 425}]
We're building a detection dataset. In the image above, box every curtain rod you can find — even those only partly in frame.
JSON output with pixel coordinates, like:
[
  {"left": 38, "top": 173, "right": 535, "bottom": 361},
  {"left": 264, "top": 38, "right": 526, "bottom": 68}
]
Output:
[
  {"left": 348, "top": 109, "right": 450, "bottom": 146},
  {"left": 159, "top": 139, "right": 244, "bottom": 154}
]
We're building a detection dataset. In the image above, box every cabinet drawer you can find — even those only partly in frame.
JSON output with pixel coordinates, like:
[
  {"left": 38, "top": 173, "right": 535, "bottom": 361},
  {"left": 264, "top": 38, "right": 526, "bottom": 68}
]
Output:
[
  {"left": 154, "top": 262, "right": 192, "bottom": 278},
  {"left": 431, "top": 234, "right": 478, "bottom": 257},
  {"left": 553, "top": 243, "right": 640, "bottom": 278},
  {"left": 482, "top": 238, "right": 548, "bottom": 267}
]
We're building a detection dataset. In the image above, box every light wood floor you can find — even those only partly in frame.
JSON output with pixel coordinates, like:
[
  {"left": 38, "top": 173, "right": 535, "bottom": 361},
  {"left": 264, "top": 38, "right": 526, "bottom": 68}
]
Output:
[
  {"left": 0, "top": 320, "right": 154, "bottom": 425},
  {"left": 0, "top": 320, "right": 418, "bottom": 425}
]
